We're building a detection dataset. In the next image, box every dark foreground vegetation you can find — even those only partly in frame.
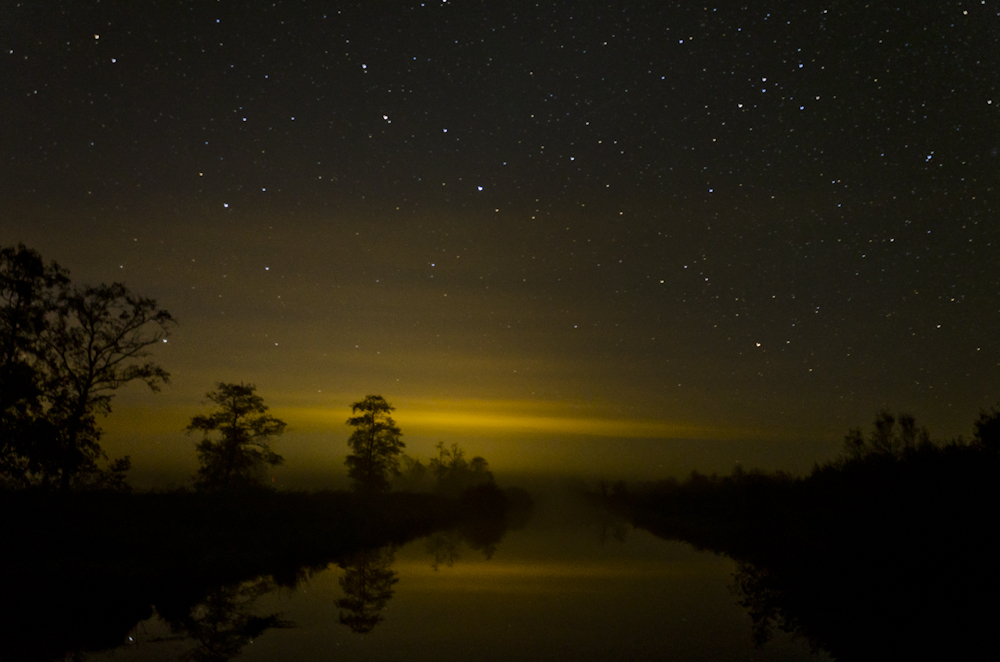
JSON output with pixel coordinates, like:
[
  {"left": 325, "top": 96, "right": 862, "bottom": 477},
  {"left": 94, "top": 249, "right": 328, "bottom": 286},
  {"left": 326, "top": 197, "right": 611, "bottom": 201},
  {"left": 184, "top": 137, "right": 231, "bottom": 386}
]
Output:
[
  {"left": 599, "top": 410, "right": 1000, "bottom": 661},
  {"left": 0, "top": 485, "right": 533, "bottom": 662}
]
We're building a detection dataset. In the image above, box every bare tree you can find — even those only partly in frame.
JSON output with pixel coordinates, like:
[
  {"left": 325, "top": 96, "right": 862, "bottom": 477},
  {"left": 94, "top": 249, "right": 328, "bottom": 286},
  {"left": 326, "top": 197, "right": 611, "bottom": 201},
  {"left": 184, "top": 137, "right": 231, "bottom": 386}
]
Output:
[
  {"left": 2, "top": 243, "right": 174, "bottom": 489},
  {"left": 41, "top": 283, "right": 175, "bottom": 490}
]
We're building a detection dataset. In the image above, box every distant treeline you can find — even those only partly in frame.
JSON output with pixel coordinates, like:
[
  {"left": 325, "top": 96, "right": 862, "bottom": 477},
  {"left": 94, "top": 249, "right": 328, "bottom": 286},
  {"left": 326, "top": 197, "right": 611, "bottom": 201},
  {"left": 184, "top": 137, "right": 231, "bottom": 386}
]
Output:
[
  {"left": 599, "top": 409, "right": 1000, "bottom": 660},
  {"left": 2, "top": 244, "right": 511, "bottom": 500}
]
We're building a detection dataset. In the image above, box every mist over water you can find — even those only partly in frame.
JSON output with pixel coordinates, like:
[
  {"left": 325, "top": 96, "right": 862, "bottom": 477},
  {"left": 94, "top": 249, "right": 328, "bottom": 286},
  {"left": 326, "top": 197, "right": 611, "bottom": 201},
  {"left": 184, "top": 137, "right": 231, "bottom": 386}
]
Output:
[{"left": 122, "top": 433, "right": 843, "bottom": 492}]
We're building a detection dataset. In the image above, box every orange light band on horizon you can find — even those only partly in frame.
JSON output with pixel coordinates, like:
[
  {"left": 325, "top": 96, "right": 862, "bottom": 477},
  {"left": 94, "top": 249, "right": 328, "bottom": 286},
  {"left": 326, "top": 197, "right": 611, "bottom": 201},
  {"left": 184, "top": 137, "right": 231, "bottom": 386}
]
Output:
[
  {"left": 102, "top": 398, "right": 787, "bottom": 442},
  {"left": 273, "top": 402, "right": 772, "bottom": 440}
]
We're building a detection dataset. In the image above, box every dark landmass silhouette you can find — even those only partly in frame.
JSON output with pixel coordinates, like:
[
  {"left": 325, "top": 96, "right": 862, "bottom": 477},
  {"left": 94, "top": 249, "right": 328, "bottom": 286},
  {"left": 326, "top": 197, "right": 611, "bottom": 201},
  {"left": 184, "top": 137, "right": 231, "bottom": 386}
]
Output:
[{"left": 600, "top": 423, "right": 1000, "bottom": 660}]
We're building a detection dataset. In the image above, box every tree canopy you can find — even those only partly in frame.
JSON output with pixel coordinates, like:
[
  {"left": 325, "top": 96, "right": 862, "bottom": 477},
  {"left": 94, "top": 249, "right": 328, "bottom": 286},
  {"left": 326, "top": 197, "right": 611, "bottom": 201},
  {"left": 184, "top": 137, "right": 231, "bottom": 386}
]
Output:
[
  {"left": 841, "top": 409, "right": 931, "bottom": 462},
  {"left": 188, "top": 382, "right": 286, "bottom": 490},
  {"left": 974, "top": 406, "right": 1000, "bottom": 452},
  {"left": 336, "top": 547, "right": 399, "bottom": 633},
  {"left": 345, "top": 395, "right": 404, "bottom": 494},
  {"left": 1, "top": 244, "right": 173, "bottom": 490},
  {"left": 429, "top": 441, "right": 495, "bottom": 496},
  {"left": 1, "top": 244, "right": 68, "bottom": 485}
]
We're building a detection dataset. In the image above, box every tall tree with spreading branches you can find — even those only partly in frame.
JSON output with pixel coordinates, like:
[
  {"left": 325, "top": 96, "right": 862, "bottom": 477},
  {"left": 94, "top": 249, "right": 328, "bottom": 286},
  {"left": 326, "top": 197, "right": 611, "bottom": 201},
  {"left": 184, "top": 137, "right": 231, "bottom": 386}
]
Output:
[
  {"left": 1, "top": 244, "right": 174, "bottom": 490},
  {"left": 188, "top": 382, "right": 286, "bottom": 490},
  {"left": 345, "top": 395, "right": 404, "bottom": 494},
  {"left": 42, "top": 283, "right": 174, "bottom": 490}
]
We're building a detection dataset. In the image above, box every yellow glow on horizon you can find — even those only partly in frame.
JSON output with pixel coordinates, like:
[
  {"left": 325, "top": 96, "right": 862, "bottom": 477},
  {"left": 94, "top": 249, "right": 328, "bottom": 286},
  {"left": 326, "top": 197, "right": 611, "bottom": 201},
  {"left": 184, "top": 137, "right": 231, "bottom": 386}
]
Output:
[
  {"left": 102, "top": 400, "right": 773, "bottom": 439},
  {"left": 95, "top": 393, "right": 826, "bottom": 480},
  {"left": 100, "top": 396, "right": 782, "bottom": 442},
  {"left": 102, "top": 405, "right": 192, "bottom": 436},
  {"left": 274, "top": 398, "right": 769, "bottom": 440}
]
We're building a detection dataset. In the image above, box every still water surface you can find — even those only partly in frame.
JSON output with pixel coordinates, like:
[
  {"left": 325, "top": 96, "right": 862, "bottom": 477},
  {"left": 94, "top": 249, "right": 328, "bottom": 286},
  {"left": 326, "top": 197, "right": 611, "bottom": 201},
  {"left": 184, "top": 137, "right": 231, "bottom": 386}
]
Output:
[{"left": 91, "top": 493, "right": 829, "bottom": 661}]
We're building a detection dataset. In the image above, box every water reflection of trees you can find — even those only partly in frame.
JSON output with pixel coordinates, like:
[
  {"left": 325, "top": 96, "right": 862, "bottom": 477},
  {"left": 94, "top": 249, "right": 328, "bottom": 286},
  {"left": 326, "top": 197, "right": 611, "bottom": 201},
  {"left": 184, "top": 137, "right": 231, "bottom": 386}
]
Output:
[
  {"left": 611, "top": 411, "right": 1000, "bottom": 659},
  {"left": 334, "top": 497, "right": 529, "bottom": 634},
  {"left": 729, "top": 562, "right": 786, "bottom": 649},
  {"left": 159, "top": 577, "right": 293, "bottom": 662},
  {"left": 0, "top": 485, "right": 533, "bottom": 657},
  {"left": 729, "top": 544, "right": 999, "bottom": 659},
  {"left": 335, "top": 547, "right": 400, "bottom": 634},
  {"left": 334, "top": 516, "right": 510, "bottom": 634},
  {"left": 424, "top": 506, "right": 512, "bottom": 569},
  {"left": 425, "top": 530, "right": 463, "bottom": 569},
  {"left": 424, "top": 527, "right": 499, "bottom": 570}
]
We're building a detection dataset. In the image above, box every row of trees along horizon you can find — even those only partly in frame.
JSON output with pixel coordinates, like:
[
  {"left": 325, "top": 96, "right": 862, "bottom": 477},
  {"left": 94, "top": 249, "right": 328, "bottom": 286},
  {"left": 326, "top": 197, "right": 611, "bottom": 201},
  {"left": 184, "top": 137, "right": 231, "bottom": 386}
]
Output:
[
  {"left": 5, "top": 240, "right": 998, "bottom": 495},
  {"left": 0, "top": 243, "right": 496, "bottom": 496}
]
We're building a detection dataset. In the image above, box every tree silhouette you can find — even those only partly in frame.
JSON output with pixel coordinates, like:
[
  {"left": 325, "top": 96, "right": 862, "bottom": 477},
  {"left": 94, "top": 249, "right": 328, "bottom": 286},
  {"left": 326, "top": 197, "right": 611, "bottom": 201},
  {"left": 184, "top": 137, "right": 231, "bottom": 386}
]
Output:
[
  {"left": 161, "top": 577, "right": 293, "bottom": 662},
  {"left": 335, "top": 546, "right": 399, "bottom": 633},
  {"left": 42, "top": 283, "right": 175, "bottom": 490},
  {"left": 1, "top": 245, "right": 68, "bottom": 485},
  {"left": 188, "top": 383, "right": 286, "bottom": 490},
  {"left": 429, "top": 441, "right": 495, "bottom": 496},
  {"left": 344, "top": 395, "right": 404, "bottom": 494},
  {"left": 841, "top": 409, "right": 929, "bottom": 462},
  {"left": 974, "top": 406, "right": 1000, "bottom": 451},
  {"left": 393, "top": 454, "right": 430, "bottom": 491},
  {"left": 1, "top": 245, "right": 173, "bottom": 489}
]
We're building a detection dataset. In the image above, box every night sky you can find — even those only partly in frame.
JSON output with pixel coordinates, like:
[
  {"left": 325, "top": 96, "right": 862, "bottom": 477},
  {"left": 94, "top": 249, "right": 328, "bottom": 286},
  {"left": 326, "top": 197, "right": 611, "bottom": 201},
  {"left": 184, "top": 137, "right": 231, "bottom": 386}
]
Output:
[{"left": 3, "top": 1, "right": 998, "bottom": 485}]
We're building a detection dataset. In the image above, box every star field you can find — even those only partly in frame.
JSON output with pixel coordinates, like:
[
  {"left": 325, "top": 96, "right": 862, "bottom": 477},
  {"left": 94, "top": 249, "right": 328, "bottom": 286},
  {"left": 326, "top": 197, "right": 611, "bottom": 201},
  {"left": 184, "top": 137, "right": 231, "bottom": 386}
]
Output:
[{"left": 2, "top": 0, "right": 998, "bottom": 480}]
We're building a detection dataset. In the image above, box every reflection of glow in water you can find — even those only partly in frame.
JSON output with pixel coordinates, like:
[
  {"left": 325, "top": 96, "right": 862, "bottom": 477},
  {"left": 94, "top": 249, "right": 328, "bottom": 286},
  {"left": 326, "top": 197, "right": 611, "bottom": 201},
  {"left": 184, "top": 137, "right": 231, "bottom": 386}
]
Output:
[
  {"left": 216, "top": 521, "right": 823, "bottom": 660},
  {"left": 395, "top": 558, "right": 731, "bottom": 594},
  {"left": 395, "top": 559, "right": 727, "bottom": 584}
]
